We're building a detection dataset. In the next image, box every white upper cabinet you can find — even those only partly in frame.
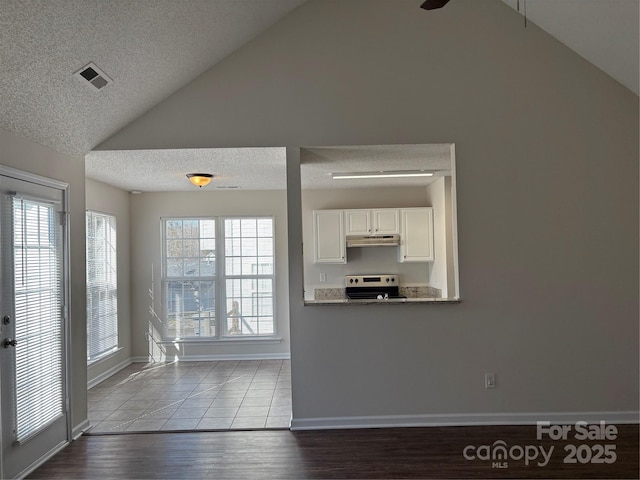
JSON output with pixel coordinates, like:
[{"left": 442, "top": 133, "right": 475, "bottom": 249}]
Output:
[
  {"left": 313, "top": 210, "right": 346, "bottom": 263},
  {"left": 372, "top": 209, "right": 400, "bottom": 234},
  {"left": 399, "top": 207, "right": 434, "bottom": 262},
  {"left": 345, "top": 208, "right": 399, "bottom": 235},
  {"left": 344, "top": 209, "right": 371, "bottom": 235},
  {"left": 313, "top": 207, "right": 432, "bottom": 264}
]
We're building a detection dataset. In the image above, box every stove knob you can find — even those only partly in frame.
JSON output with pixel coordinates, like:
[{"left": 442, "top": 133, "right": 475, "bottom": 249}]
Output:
[
  {"left": 349, "top": 278, "right": 353, "bottom": 284},
  {"left": 391, "top": 277, "right": 395, "bottom": 282},
  {"left": 386, "top": 277, "right": 389, "bottom": 283},
  {"left": 355, "top": 278, "right": 359, "bottom": 284}
]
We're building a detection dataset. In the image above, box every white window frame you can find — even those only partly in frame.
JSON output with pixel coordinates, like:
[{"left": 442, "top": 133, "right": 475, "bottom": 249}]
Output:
[
  {"left": 86, "top": 210, "right": 118, "bottom": 363},
  {"left": 161, "top": 216, "right": 276, "bottom": 340},
  {"left": 162, "top": 218, "right": 217, "bottom": 339},
  {"left": 222, "top": 216, "right": 276, "bottom": 337}
]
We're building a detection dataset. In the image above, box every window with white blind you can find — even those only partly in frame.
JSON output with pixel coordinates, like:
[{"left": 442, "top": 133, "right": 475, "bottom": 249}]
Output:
[
  {"left": 162, "top": 217, "right": 275, "bottom": 339},
  {"left": 86, "top": 211, "right": 118, "bottom": 361}
]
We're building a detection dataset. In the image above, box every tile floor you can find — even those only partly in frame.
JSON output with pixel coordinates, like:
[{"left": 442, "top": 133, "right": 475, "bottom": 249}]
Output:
[{"left": 87, "top": 360, "right": 291, "bottom": 433}]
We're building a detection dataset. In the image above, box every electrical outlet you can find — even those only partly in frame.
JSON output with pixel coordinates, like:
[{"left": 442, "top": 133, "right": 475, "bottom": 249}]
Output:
[
  {"left": 485, "top": 373, "right": 496, "bottom": 389},
  {"left": 320, "top": 272, "right": 327, "bottom": 283}
]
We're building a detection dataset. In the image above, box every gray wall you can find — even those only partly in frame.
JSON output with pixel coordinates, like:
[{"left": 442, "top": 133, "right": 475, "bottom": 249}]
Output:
[
  {"left": 1, "top": 128, "right": 88, "bottom": 433},
  {"left": 98, "top": 0, "right": 639, "bottom": 425},
  {"left": 129, "top": 190, "right": 290, "bottom": 359},
  {"left": 85, "top": 178, "right": 132, "bottom": 386}
]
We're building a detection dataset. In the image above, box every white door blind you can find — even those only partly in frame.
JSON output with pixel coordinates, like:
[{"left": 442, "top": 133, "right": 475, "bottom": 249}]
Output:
[
  {"left": 12, "top": 197, "right": 64, "bottom": 443},
  {"left": 86, "top": 211, "right": 118, "bottom": 361}
]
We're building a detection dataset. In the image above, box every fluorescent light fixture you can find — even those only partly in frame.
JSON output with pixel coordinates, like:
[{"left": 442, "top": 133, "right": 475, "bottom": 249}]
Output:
[{"left": 332, "top": 170, "right": 434, "bottom": 180}]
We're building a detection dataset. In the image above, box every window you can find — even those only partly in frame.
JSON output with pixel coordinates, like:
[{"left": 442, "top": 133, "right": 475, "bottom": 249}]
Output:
[
  {"left": 224, "top": 218, "right": 274, "bottom": 335},
  {"left": 164, "top": 219, "right": 216, "bottom": 338},
  {"left": 86, "top": 211, "right": 118, "bottom": 361},
  {"left": 162, "top": 217, "right": 275, "bottom": 339}
]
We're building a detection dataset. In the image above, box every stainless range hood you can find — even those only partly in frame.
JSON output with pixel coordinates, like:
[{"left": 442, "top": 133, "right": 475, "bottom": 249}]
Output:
[{"left": 346, "top": 234, "right": 400, "bottom": 248}]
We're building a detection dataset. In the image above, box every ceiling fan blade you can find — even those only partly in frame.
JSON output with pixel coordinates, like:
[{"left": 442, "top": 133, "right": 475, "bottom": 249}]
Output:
[{"left": 420, "top": 0, "right": 451, "bottom": 10}]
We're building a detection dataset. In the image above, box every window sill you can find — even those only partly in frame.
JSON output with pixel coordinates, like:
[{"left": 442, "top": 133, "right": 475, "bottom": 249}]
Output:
[
  {"left": 87, "top": 347, "right": 123, "bottom": 367},
  {"left": 157, "top": 336, "right": 283, "bottom": 346}
]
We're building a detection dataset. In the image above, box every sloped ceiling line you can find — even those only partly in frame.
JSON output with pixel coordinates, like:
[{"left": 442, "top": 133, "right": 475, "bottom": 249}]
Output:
[{"left": 0, "top": 0, "right": 636, "bottom": 164}]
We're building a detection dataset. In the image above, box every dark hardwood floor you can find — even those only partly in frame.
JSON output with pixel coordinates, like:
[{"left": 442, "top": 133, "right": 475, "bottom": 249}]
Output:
[{"left": 29, "top": 425, "right": 639, "bottom": 479}]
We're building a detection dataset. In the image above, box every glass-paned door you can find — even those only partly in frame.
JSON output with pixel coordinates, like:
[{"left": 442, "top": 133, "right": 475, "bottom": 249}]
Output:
[{"left": 0, "top": 169, "right": 69, "bottom": 479}]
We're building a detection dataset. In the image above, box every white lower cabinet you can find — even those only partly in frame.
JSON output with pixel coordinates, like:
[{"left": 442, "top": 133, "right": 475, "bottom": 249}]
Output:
[
  {"left": 399, "top": 207, "right": 434, "bottom": 262},
  {"left": 313, "top": 210, "right": 346, "bottom": 263}
]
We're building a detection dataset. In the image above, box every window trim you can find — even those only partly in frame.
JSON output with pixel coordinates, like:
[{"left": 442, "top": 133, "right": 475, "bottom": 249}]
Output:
[
  {"left": 86, "top": 209, "right": 119, "bottom": 363},
  {"left": 87, "top": 346, "right": 123, "bottom": 366},
  {"left": 221, "top": 215, "right": 276, "bottom": 338},
  {"left": 161, "top": 215, "right": 277, "bottom": 341},
  {"left": 162, "top": 217, "right": 217, "bottom": 339}
]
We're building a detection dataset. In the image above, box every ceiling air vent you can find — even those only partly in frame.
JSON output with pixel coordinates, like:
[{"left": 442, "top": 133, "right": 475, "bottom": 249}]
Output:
[{"left": 74, "top": 62, "right": 112, "bottom": 90}]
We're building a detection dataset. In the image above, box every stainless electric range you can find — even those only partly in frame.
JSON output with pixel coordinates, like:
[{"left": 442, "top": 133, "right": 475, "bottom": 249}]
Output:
[{"left": 345, "top": 274, "right": 406, "bottom": 300}]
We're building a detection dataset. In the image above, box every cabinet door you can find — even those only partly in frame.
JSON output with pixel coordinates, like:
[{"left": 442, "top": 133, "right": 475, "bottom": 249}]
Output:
[
  {"left": 313, "top": 210, "right": 346, "bottom": 263},
  {"left": 399, "top": 208, "right": 434, "bottom": 262},
  {"left": 372, "top": 209, "right": 400, "bottom": 234},
  {"left": 344, "top": 209, "right": 371, "bottom": 235}
]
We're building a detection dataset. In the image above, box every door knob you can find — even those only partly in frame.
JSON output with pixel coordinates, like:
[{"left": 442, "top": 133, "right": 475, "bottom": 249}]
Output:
[{"left": 3, "top": 338, "right": 17, "bottom": 348}]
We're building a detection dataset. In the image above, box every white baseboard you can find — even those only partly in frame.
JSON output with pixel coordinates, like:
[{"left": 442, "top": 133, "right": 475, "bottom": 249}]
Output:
[
  {"left": 132, "top": 355, "right": 153, "bottom": 363},
  {"left": 87, "top": 358, "right": 133, "bottom": 389},
  {"left": 131, "top": 353, "right": 290, "bottom": 363},
  {"left": 290, "top": 411, "right": 640, "bottom": 431},
  {"left": 72, "top": 419, "right": 91, "bottom": 439}
]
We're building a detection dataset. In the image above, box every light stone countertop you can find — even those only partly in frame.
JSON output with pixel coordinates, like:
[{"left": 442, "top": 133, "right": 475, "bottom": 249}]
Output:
[
  {"left": 309, "top": 285, "right": 456, "bottom": 305},
  {"left": 304, "top": 297, "right": 461, "bottom": 306}
]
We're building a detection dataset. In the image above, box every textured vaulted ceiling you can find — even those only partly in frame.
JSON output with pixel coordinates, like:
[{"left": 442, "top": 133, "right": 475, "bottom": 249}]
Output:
[
  {"left": 0, "top": 0, "right": 306, "bottom": 157},
  {"left": 1, "top": 0, "right": 637, "bottom": 192}
]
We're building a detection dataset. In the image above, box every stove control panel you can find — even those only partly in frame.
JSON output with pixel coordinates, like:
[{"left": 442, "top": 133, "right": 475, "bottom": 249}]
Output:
[{"left": 345, "top": 274, "right": 399, "bottom": 287}]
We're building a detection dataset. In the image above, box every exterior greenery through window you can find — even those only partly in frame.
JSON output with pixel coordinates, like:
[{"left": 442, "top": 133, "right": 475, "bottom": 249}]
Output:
[
  {"left": 86, "top": 211, "right": 118, "bottom": 361},
  {"left": 163, "top": 217, "right": 275, "bottom": 339}
]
